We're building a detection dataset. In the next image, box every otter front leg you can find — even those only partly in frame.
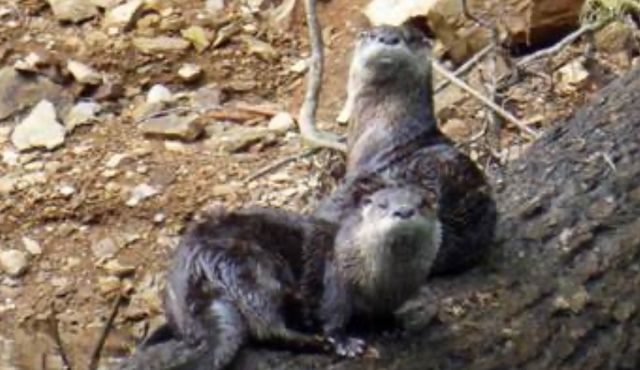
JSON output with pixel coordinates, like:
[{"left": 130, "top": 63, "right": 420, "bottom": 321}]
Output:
[{"left": 318, "top": 263, "right": 368, "bottom": 358}]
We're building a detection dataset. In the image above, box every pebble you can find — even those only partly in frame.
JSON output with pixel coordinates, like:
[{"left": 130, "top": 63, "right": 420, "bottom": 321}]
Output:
[
  {"left": 181, "top": 26, "right": 211, "bottom": 52},
  {"left": 21, "top": 237, "right": 42, "bottom": 255},
  {"left": 139, "top": 114, "right": 202, "bottom": 141},
  {"left": 91, "top": 237, "right": 118, "bottom": 259},
  {"left": 289, "top": 59, "right": 309, "bottom": 74},
  {"left": 133, "top": 36, "right": 191, "bottom": 53},
  {"left": 105, "top": 153, "right": 128, "bottom": 168},
  {"left": 64, "top": 101, "right": 101, "bottom": 130},
  {"left": 67, "top": 60, "right": 102, "bottom": 85},
  {"left": 103, "top": 0, "right": 144, "bottom": 29},
  {"left": 0, "top": 250, "right": 29, "bottom": 277},
  {"left": 11, "top": 100, "right": 65, "bottom": 151},
  {"left": 126, "top": 183, "right": 159, "bottom": 207},
  {"left": 146, "top": 84, "right": 173, "bottom": 104},
  {"left": 99, "top": 259, "right": 136, "bottom": 277},
  {"left": 268, "top": 112, "right": 295, "bottom": 132},
  {"left": 178, "top": 63, "right": 203, "bottom": 82},
  {"left": 46, "top": 0, "right": 98, "bottom": 23},
  {"left": 59, "top": 184, "right": 76, "bottom": 197}
]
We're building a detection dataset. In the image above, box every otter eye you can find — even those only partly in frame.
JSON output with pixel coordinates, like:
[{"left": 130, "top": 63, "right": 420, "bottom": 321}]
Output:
[{"left": 378, "top": 201, "right": 388, "bottom": 210}]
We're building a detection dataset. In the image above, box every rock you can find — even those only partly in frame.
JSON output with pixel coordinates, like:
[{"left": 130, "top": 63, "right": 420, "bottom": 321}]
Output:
[
  {"left": 178, "top": 63, "right": 203, "bottom": 82},
  {"left": 240, "top": 35, "right": 279, "bottom": 62},
  {"left": 555, "top": 57, "right": 590, "bottom": 91},
  {"left": 45, "top": 0, "right": 98, "bottom": 23},
  {"left": 132, "top": 36, "right": 190, "bottom": 54},
  {"left": 11, "top": 100, "right": 65, "bottom": 152},
  {"left": 99, "top": 259, "right": 136, "bottom": 277},
  {"left": 126, "top": 183, "right": 159, "bottom": 207},
  {"left": 205, "top": 127, "right": 275, "bottom": 153},
  {"left": 59, "top": 184, "right": 76, "bottom": 197},
  {"left": 192, "top": 85, "right": 224, "bottom": 110},
  {"left": 0, "top": 67, "right": 71, "bottom": 121},
  {"left": 0, "top": 250, "right": 29, "bottom": 277},
  {"left": 181, "top": 26, "right": 211, "bottom": 52},
  {"left": 105, "top": 153, "right": 128, "bottom": 168},
  {"left": 67, "top": 60, "right": 102, "bottom": 85},
  {"left": 268, "top": 112, "right": 295, "bottom": 132},
  {"left": 103, "top": 0, "right": 143, "bottom": 29},
  {"left": 94, "top": 76, "right": 124, "bottom": 101},
  {"left": 289, "top": 59, "right": 308, "bottom": 74},
  {"left": 441, "top": 118, "right": 471, "bottom": 139},
  {"left": 146, "top": 84, "right": 173, "bottom": 104},
  {"left": 205, "top": 0, "right": 225, "bottom": 13},
  {"left": 365, "top": 0, "right": 585, "bottom": 63},
  {"left": 91, "top": 237, "right": 118, "bottom": 259},
  {"left": 64, "top": 101, "right": 101, "bottom": 130},
  {"left": 594, "top": 21, "right": 633, "bottom": 53},
  {"left": 364, "top": 0, "right": 438, "bottom": 28},
  {"left": 0, "top": 176, "right": 18, "bottom": 195},
  {"left": 139, "top": 114, "right": 202, "bottom": 141},
  {"left": 98, "top": 275, "right": 122, "bottom": 296},
  {"left": 14, "top": 52, "right": 48, "bottom": 73},
  {"left": 212, "top": 23, "right": 241, "bottom": 48},
  {"left": 21, "top": 237, "right": 42, "bottom": 255}
]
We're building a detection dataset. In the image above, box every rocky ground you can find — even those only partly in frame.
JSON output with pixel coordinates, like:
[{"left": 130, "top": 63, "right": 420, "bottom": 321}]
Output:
[{"left": 0, "top": 0, "right": 638, "bottom": 369}]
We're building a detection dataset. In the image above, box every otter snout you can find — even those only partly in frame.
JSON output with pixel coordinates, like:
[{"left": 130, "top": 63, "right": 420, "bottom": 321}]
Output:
[
  {"left": 392, "top": 206, "right": 415, "bottom": 219},
  {"left": 361, "top": 27, "right": 402, "bottom": 46}
]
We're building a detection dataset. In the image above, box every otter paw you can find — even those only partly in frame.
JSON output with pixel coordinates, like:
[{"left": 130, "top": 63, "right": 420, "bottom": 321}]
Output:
[{"left": 327, "top": 336, "right": 367, "bottom": 358}]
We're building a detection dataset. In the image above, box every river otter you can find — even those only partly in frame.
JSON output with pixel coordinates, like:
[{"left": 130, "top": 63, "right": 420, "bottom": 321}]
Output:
[
  {"left": 120, "top": 184, "right": 440, "bottom": 369},
  {"left": 315, "top": 24, "right": 496, "bottom": 275}
]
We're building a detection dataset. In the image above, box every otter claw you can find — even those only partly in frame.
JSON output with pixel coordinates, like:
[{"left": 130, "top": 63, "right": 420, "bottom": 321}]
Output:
[{"left": 327, "top": 336, "right": 367, "bottom": 358}]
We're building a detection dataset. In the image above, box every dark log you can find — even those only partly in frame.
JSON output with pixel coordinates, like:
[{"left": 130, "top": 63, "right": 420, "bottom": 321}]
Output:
[{"left": 229, "top": 66, "right": 640, "bottom": 369}]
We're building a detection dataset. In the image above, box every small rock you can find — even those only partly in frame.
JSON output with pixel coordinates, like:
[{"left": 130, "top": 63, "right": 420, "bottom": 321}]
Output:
[
  {"left": 103, "top": 0, "right": 143, "bottom": 29},
  {"left": 22, "top": 237, "right": 42, "bottom": 255},
  {"left": 153, "top": 212, "right": 165, "bottom": 223},
  {"left": 192, "top": 85, "right": 224, "bottom": 110},
  {"left": 289, "top": 59, "right": 308, "bottom": 74},
  {"left": 0, "top": 67, "right": 72, "bottom": 121},
  {"left": 64, "top": 101, "right": 101, "bottom": 130},
  {"left": 268, "top": 112, "right": 295, "bottom": 132},
  {"left": 59, "top": 184, "right": 76, "bottom": 197},
  {"left": 139, "top": 114, "right": 202, "bottom": 141},
  {"left": 205, "top": 0, "right": 225, "bottom": 13},
  {"left": 46, "top": 0, "right": 98, "bottom": 23},
  {"left": 67, "top": 60, "right": 102, "bottom": 85},
  {"left": 594, "top": 21, "right": 633, "bottom": 53},
  {"left": 181, "top": 26, "right": 211, "bottom": 52},
  {"left": 0, "top": 176, "right": 18, "bottom": 194},
  {"left": 126, "top": 183, "right": 159, "bottom": 207},
  {"left": 98, "top": 275, "right": 122, "bottom": 296},
  {"left": 99, "top": 259, "right": 136, "bottom": 277},
  {"left": 213, "top": 22, "right": 241, "bottom": 48},
  {"left": 555, "top": 57, "right": 590, "bottom": 90},
  {"left": 0, "top": 250, "right": 29, "bottom": 277},
  {"left": 105, "top": 153, "right": 128, "bottom": 168},
  {"left": 92, "top": 237, "right": 118, "bottom": 259},
  {"left": 11, "top": 100, "right": 65, "bottom": 151},
  {"left": 178, "top": 63, "right": 203, "bottom": 82},
  {"left": 441, "top": 118, "right": 471, "bottom": 139},
  {"left": 240, "top": 35, "right": 278, "bottom": 61},
  {"left": 146, "top": 84, "right": 173, "bottom": 104},
  {"left": 14, "top": 52, "right": 48, "bottom": 73},
  {"left": 133, "top": 36, "right": 190, "bottom": 53}
]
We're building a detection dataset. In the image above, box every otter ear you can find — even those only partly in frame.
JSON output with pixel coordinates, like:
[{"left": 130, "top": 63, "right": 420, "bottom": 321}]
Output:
[{"left": 400, "top": 17, "right": 434, "bottom": 47}]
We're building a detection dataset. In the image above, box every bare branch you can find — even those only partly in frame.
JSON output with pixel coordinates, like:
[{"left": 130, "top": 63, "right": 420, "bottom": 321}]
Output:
[
  {"left": 88, "top": 294, "right": 124, "bottom": 370},
  {"left": 298, "top": 0, "right": 347, "bottom": 153}
]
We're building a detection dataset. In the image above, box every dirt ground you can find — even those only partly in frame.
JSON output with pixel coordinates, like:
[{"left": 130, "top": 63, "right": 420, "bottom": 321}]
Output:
[{"left": 0, "top": 0, "right": 636, "bottom": 369}]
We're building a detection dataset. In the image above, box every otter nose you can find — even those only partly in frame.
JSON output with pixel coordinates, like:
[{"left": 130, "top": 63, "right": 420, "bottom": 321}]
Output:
[
  {"left": 393, "top": 207, "right": 415, "bottom": 219},
  {"left": 377, "top": 33, "right": 400, "bottom": 45}
]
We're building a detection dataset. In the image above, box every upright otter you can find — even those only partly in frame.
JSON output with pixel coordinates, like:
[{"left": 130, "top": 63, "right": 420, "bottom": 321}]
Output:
[
  {"left": 121, "top": 185, "right": 440, "bottom": 369},
  {"left": 315, "top": 24, "right": 496, "bottom": 275}
]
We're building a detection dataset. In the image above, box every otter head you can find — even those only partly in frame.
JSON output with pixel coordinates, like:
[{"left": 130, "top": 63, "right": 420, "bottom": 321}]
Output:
[
  {"left": 350, "top": 25, "right": 431, "bottom": 87},
  {"left": 340, "top": 185, "right": 441, "bottom": 312}
]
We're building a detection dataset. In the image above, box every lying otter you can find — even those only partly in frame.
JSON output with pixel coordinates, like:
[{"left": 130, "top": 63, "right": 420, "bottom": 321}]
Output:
[{"left": 120, "top": 184, "right": 440, "bottom": 369}]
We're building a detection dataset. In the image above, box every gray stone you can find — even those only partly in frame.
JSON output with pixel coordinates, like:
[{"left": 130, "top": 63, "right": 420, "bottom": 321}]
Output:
[
  {"left": 11, "top": 100, "right": 65, "bottom": 151},
  {"left": 146, "top": 84, "right": 173, "bottom": 104},
  {"left": 0, "top": 67, "right": 71, "bottom": 121},
  {"left": 268, "top": 112, "right": 295, "bottom": 132},
  {"left": 132, "top": 36, "right": 190, "bottom": 54},
  {"left": 126, "top": 183, "right": 159, "bottom": 207},
  {"left": 139, "top": 114, "right": 202, "bottom": 141},
  {"left": 103, "top": 0, "right": 143, "bottom": 29},
  {"left": 178, "top": 64, "right": 203, "bottom": 82},
  {"left": 0, "top": 249, "right": 29, "bottom": 277},
  {"left": 91, "top": 237, "right": 118, "bottom": 259},
  {"left": 21, "top": 237, "right": 42, "bottom": 255},
  {"left": 46, "top": 0, "right": 98, "bottom": 23},
  {"left": 64, "top": 101, "right": 101, "bottom": 130},
  {"left": 67, "top": 60, "right": 102, "bottom": 85}
]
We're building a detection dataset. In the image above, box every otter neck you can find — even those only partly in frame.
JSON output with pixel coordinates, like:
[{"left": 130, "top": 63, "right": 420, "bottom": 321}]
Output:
[{"left": 347, "top": 83, "right": 436, "bottom": 172}]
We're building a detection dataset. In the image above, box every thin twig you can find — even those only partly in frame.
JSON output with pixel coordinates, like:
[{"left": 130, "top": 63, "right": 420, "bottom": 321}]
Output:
[
  {"left": 298, "top": 0, "right": 347, "bottom": 153},
  {"left": 48, "top": 314, "right": 73, "bottom": 370},
  {"left": 434, "top": 44, "right": 493, "bottom": 94},
  {"left": 431, "top": 61, "right": 540, "bottom": 138},
  {"left": 88, "top": 294, "right": 124, "bottom": 370},
  {"left": 243, "top": 147, "right": 320, "bottom": 183},
  {"left": 517, "top": 20, "right": 609, "bottom": 67}
]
